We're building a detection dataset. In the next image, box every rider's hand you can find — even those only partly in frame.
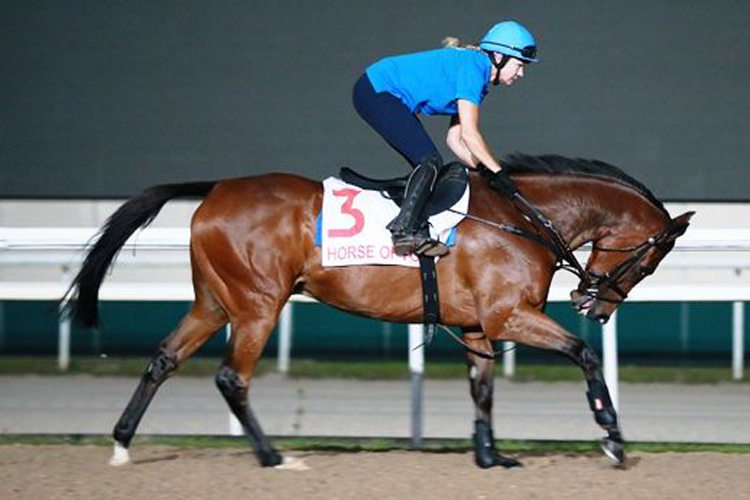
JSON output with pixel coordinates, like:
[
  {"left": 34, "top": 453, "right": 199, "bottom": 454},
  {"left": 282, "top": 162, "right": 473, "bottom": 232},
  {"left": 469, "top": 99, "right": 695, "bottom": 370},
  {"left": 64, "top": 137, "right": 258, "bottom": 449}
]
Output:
[{"left": 478, "top": 163, "right": 519, "bottom": 197}]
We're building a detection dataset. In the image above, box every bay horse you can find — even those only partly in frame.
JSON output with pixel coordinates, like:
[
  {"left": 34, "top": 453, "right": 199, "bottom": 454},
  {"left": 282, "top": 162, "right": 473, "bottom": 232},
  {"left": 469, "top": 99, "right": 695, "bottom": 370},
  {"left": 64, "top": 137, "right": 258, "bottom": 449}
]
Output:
[{"left": 65, "top": 154, "right": 693, "bottom": 469}]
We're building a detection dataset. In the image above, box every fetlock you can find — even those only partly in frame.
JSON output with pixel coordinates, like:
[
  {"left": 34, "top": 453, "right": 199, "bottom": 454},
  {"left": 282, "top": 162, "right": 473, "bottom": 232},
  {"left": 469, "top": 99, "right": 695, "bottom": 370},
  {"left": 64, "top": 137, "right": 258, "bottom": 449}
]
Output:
[{"left": 113, "top": 423, "right": 133, "bottom": 447}]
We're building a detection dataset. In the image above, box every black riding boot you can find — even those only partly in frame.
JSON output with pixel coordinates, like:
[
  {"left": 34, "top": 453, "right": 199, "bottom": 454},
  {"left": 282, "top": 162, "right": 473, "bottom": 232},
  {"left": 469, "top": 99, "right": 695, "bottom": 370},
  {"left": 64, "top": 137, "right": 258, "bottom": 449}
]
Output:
[{"left": 386, "top": 159, "right": 449, "bottom": 257}]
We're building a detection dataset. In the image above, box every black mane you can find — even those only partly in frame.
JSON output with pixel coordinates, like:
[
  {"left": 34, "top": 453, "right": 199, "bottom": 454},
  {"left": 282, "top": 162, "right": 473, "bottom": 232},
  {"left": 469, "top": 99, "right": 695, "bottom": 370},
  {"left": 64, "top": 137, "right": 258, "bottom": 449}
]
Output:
[{"left": 502, "top": 154, "right": 666, "bottom": 214}]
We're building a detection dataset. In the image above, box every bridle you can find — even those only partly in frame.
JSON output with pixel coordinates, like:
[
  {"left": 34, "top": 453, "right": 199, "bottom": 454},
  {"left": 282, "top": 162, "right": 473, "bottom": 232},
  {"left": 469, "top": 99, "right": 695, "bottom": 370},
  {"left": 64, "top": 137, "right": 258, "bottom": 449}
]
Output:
[
  {"left": 451, "top": 191, "right": 689, "bottom": 309},
  {"left": 442, "top": 182, "right": 688, "bottom": 358},
  {"left": 575, "top": 220, "right": 688, "bottom": 305}
]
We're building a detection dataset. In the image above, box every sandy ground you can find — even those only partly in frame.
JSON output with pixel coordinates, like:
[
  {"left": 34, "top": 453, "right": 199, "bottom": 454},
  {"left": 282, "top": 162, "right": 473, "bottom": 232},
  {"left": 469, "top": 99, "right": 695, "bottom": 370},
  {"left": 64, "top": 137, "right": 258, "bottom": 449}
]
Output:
[{"left": 1, "top": 445, "right": 749, "bottom": 500}]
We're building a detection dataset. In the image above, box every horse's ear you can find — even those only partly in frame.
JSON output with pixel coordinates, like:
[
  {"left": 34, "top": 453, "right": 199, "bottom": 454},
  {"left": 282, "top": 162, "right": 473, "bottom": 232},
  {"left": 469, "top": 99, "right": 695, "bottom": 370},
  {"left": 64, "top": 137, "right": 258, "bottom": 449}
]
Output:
[
  {"left": 672, "top": 211, "right": 695, "bottom": 227},
  {"left": 667, "top": 211, "right": 696, "bottom": 241}
]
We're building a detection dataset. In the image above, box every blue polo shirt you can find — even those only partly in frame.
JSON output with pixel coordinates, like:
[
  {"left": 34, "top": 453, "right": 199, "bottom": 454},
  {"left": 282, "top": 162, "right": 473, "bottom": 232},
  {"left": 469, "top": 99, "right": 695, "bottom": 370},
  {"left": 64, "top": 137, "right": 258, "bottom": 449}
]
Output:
[{"left": 366, "top": 47, "right": 491, "bottom": 116}]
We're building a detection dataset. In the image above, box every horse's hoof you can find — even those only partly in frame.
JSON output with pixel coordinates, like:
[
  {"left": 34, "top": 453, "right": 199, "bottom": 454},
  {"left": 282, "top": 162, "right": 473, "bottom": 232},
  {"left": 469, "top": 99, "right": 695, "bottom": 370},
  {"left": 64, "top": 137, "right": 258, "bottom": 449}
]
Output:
[
  {"left": 109, "top": 442, "right": 131, "bottom": 466},
  {"left": 258, "top": 449, "right": 284, "bottom": 467},
  {"left": 476, "top": 451, "right": 523, "bottom": 469},
  {"left": 495, "top": 455, "right": 523, "bottom": 469},
  {"left": 601, "top": 437, "right": 626, "bottom": 465}
]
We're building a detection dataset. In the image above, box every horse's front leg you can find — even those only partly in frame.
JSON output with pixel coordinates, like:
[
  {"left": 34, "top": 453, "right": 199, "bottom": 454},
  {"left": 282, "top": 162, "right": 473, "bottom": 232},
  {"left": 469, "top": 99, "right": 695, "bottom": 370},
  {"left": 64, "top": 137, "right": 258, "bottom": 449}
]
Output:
[
  {"left": 577, "top": 344, "right": 625, "bottom": 462},
  {"left": 495, "top": 303, "right": 626, "bottom": 465},
  {"left": 463, "top": 330, "right": 522, "bottom": 469}
]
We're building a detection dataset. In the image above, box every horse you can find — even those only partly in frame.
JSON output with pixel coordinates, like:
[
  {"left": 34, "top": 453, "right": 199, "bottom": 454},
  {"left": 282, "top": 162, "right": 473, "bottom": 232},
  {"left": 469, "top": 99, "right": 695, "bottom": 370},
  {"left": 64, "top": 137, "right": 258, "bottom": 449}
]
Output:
[{"left": 65, "top": 153, "right": 693, "bottom": 469}]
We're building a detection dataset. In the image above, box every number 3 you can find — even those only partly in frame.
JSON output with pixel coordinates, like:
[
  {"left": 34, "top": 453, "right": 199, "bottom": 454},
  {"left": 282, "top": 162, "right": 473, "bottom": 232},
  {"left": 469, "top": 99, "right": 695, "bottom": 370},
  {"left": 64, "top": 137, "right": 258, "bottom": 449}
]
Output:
[{"left": 328, "top": 188, "right": 365, "bottom": 237}]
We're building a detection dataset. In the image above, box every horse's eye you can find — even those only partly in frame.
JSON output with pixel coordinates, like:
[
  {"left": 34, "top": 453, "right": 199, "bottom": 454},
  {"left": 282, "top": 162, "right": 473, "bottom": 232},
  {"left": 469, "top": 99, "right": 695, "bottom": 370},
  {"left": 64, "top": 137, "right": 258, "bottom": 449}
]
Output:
[{"left": 638, "top": 267, "right": 654, "bottom": 277}]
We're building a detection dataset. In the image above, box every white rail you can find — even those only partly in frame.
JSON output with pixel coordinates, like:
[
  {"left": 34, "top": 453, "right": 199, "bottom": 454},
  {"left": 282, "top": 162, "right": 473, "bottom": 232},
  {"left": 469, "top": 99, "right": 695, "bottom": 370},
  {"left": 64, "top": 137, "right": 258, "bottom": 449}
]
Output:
[{"left": 2, "top": 227, "right": 749, "bottom": 420}]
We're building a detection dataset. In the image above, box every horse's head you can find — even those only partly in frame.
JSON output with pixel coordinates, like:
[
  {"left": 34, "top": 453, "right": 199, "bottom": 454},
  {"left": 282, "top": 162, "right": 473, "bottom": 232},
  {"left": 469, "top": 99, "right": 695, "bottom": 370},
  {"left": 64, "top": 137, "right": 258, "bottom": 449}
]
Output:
[{"left": 571, "top": 211, "right": 694, "bottom": 323}]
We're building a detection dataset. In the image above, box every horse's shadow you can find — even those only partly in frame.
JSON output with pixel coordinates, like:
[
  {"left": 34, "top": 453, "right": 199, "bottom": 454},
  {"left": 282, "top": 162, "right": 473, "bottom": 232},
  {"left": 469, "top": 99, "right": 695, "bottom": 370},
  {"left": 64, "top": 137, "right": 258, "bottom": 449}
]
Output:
[{"left": 131, "top": 453, "right": 180, "bottom": 465}]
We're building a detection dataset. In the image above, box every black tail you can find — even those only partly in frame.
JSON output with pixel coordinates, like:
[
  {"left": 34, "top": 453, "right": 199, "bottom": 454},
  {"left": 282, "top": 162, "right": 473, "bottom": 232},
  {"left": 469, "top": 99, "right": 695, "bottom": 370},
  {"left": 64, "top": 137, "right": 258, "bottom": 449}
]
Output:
[{"left": 63, "top": 181, "right": 217, "bottom": 327}]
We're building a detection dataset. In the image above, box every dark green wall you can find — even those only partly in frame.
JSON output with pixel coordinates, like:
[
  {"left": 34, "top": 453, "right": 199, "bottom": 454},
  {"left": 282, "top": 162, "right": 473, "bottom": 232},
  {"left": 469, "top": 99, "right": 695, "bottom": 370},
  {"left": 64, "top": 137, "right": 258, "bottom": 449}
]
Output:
[
  {"left": 0, "top": 300, "right": 744, "bottom": 364},
  {"left": 2, "top": 1, "right": 749, "bottom": 200}
]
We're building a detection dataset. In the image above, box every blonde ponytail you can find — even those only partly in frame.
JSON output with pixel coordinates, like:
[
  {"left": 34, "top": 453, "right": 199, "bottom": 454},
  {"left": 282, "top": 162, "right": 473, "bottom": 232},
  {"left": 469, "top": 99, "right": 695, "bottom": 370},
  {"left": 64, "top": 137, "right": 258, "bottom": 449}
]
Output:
[
  {"left": 442, "top": 36, "right": 461, "bottom": 47},
  {"left": 441, "top": 36, "right": 480, "bottom": 51}
]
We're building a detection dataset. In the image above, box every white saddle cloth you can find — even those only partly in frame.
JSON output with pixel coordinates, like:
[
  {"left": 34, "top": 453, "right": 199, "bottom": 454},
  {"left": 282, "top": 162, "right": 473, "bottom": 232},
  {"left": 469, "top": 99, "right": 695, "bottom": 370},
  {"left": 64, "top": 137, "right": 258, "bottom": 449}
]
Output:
[{"left": 320, "top": 177, "right": 469, "bottom": 267}]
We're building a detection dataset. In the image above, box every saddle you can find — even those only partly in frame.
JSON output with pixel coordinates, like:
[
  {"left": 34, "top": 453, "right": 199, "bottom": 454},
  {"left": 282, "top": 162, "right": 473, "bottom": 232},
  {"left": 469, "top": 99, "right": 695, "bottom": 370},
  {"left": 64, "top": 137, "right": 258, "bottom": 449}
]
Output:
[
  {"left": 339, "top": 161, "right": 468, "bottom": 218},
  {"left": 338, "top": 161, "right": 469, "bottom": 347}
]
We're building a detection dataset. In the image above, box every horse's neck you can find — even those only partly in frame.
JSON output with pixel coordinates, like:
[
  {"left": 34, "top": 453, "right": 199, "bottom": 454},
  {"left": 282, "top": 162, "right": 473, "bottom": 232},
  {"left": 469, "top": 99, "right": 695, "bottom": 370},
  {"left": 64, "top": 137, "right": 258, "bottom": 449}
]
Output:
[{"left": 520, "top": 176, "right": 665, "bottom": 249}]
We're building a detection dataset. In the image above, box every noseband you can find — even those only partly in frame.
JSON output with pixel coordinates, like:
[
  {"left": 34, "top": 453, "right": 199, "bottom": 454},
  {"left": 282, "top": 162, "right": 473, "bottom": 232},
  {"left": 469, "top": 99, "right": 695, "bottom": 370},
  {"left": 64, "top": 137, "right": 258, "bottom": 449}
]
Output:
[{"left": 575, "top": 220, "right": 689, "bottom": 305}]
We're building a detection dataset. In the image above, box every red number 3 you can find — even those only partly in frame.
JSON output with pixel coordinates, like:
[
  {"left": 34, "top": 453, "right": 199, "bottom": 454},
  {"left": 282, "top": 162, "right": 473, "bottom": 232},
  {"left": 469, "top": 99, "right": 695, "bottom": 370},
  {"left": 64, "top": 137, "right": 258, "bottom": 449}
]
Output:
[{"left": 328, "top": 188, "right": 365, "bottom": 237}]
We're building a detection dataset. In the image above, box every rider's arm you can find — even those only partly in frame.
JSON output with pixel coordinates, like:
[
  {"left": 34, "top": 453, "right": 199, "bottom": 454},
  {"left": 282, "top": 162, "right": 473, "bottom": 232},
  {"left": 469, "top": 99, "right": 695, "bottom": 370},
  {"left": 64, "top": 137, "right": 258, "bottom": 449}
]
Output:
[
  {"left": 455, "top": 99, "right": 504, "bottom": 173},
  {"left": 446, "top": 115, "right": 477, "bottom": 166}
]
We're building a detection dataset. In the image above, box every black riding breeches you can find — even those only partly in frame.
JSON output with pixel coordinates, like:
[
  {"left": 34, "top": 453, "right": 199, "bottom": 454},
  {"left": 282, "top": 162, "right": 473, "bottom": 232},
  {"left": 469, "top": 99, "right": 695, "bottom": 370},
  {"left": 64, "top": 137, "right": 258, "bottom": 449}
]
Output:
[{"left": 352, "top": 73, "right": 442, "bottom": 168}]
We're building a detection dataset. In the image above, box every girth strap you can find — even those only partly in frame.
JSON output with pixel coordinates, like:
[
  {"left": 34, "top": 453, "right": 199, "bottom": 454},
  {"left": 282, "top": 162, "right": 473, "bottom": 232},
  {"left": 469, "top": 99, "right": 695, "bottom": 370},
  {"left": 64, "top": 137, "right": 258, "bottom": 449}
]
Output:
[{"left": 418, "top": 254, "right": 440, "bottom": 344}]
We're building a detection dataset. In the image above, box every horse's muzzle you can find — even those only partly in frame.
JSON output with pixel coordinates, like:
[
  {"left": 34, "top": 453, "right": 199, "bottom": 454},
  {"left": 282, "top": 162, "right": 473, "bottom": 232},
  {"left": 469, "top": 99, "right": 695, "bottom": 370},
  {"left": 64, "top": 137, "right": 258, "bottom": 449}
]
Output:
[
  {"left": 570, "top": 289, "right": 594, "bottom": 314},
  {"left": 586, "top": 307, "right": 612, "bottom": 324},
  {"left": 571, "top": 290, "right": 613, "bottom": 324}
]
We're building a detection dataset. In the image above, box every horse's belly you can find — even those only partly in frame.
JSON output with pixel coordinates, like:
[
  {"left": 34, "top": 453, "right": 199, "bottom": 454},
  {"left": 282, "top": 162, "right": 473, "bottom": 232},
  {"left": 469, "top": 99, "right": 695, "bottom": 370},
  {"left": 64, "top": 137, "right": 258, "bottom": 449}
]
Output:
[{"left": 302, "top": 264, "right": 475, "bottom": 325}]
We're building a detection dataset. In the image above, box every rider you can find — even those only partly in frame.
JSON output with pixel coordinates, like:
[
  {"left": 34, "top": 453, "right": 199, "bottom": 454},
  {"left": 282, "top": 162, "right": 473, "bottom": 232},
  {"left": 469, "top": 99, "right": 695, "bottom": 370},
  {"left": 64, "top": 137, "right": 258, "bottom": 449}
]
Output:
[{"left": 352, "top": 20, "right": 538, "bottom": 256}]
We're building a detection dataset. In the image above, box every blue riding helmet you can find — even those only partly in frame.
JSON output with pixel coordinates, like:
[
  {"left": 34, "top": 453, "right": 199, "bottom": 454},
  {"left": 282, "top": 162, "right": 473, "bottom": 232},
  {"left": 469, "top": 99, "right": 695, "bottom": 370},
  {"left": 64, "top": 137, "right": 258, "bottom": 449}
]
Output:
[{"left": 480, "top": 21, "right": 539, "bottom": 63}]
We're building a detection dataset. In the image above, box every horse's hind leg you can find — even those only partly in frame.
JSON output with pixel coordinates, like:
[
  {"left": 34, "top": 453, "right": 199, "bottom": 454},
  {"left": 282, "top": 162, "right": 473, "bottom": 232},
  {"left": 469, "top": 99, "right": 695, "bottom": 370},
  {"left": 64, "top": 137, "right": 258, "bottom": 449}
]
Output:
[
  {"left": 214, "top": 310, "right": 283, "bottom": 467},
  {"left": 497, "top": 304, "right": 625, "bottom": 464},
  {"left": 463, "top": 330, "right": 521, "bottom": 469},
  {"left": 109, "top": 300, "right": 226, "bottom": 466}
]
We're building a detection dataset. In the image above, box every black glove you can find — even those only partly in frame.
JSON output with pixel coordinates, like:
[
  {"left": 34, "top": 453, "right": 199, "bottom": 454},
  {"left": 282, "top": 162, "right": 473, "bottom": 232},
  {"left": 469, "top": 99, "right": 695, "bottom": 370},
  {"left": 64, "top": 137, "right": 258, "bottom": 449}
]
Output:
[{"left": 478, "top": 163, "right": 519, "bottom": 198}]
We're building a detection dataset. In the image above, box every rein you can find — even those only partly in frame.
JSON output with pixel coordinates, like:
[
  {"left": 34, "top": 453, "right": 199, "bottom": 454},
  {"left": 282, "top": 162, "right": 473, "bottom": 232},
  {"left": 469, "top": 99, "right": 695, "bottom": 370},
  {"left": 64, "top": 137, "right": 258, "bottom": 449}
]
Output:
[
  {"left": 452, "top": 192, "right": 685, "bottom": 296},
  {"left": 441, "top": 192, "right": 591, "bottom": 360},
  {"left": 506, "top": 191, "right": 588, "bottom": 278},
  {"left": 447, "top": 209, "right": 559, "bottom": 254},
  {"left": 448, "top": 189, "right": 588, "bottom": 281},
  {"left": 439, "top": 182, "right": 687, "bottom": 358}
]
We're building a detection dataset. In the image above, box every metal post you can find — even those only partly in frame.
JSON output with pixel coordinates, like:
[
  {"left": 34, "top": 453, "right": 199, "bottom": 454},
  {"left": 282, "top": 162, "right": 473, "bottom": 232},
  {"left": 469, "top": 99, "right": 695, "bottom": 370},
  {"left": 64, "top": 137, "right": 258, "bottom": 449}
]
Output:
[
  {"left": 57, "top": 266, "right": 71, "bottom": 371},
  {"left": 602, "top": 310, "right": 619, "bottom": 411},
  {"left": 381, "top": 321, "right": 393, "bottom": 356},
  {"left": 679, "top": 302, "right": 690, "bottom": 356},
  {"left": 57, "top": 302, "right": 71, "bottom": 371},
  {"left": 503, "top": 342, "right": 516, "bottom": 378},
  {"left": 278, "top": 302, "right": 293, "bottom": 373},
  {"left": 733, "top": 301, "right": 745, "bottom": 380},
  {"left": 0, "top": 301, "right": 6, "bottom": 352},
  {"left": 408, "top": 324, "right": 424, "bottom": 448},
  {"left": 225, "top": 324, "right": 243, "bottom": 436}
]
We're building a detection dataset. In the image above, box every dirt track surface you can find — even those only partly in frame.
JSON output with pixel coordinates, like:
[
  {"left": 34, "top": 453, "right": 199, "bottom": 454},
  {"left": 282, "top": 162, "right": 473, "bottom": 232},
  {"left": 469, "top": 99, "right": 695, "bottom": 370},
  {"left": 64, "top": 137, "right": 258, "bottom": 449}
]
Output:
[{"left": 2, "top": 445, "right": 749, "bottom": 500}]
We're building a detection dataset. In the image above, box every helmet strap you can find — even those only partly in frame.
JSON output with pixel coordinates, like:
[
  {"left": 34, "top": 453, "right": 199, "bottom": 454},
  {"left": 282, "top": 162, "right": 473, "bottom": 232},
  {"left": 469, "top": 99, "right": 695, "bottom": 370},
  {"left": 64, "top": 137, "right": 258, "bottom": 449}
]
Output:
[{"left": 485, "top": 51, "right": 510, "bottom": 86}]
